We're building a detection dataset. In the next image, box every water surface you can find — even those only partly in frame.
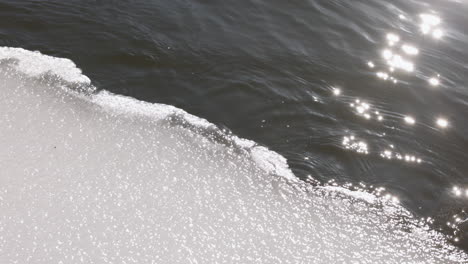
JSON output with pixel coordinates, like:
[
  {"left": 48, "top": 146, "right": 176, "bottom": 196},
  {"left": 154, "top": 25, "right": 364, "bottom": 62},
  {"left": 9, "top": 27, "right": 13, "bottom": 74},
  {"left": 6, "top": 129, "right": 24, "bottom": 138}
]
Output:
[{"left": 1, "top": 0, "right": 468, "bottom": 259}]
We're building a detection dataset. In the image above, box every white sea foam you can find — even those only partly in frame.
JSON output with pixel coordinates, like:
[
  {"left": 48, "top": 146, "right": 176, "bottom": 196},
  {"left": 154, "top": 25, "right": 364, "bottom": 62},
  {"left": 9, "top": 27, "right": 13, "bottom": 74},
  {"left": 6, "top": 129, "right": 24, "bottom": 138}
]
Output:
[
  {"left": 92, "top": 91, "right": 297, "bottom": 181},
  {"left": 0, "top": 47, "right": 91, "bottom": 84},
  {"left": 322, "top": 186, "right": 377, "bottom": 204},
  {"left": 0, "top": 47, "right": 466, "bottom": 263}
]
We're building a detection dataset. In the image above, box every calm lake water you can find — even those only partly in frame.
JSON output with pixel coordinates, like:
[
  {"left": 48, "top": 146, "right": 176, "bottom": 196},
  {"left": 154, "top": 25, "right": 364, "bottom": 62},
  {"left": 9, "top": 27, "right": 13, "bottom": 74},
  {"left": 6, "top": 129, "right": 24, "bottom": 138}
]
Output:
[{"left": 1, "top": 0, "right": 468, "bottom": 256}]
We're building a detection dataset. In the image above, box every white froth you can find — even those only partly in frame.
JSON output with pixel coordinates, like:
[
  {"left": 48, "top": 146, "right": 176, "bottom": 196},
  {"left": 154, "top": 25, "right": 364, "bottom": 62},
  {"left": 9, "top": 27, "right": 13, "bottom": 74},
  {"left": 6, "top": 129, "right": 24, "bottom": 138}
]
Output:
[
  {"left": 93, "top": 91, "right": 296, "bottom": 180},
  {"left": 0, "top": 47, "right": 91, "bottom": 84},
  {"left": 322, "top": 186, "right": 377, "bottom": 204},
  {"left": 93, "top": 91, "right": 213, "bottom": 128},
  {"left": 249, "top": 146, "right": 297, "bottom": 181}
]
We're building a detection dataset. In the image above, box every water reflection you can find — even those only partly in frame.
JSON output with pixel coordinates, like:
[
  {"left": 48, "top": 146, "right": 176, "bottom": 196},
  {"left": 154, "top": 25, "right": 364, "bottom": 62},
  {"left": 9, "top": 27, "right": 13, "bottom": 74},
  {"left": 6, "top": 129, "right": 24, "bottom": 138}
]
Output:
[
  {"left": 420, "top": 13, "right": 443, "bottom": 39},
  {"left": 436, "top": 118, "right": 449, "bottom": 128},
  {"left": 330, "top": 5, "right": 463, "bottom": 248},
  {"left": 369, "top": 12, "right": 447, "bottom": 92},
  {"left": 331, "top": 87, "right": 427, "bottom": 165},
  {"left": 386, "top": 33, "right": 400, "bottom": 46},
  {"left": 432, "top": 28, "right": 443, "bottom": 39},
  {"left": 363, "top": 12, "right": 451, "bottom": 131},
  {"left": 429, "top": 76, "right": 440, "bottom": 86},
  {"left": 382, "top": 49, "right": 414, "bottom": 72},
  {"left": 376, "top": 71, "right": 389, "bottom": 80},
  {"left": 342, "top": 135, "right": 369, "bottom": 154},
  {"left": 341, "top": 131, "right": 423, "bottom": 165},
  {"left": 401, "top": 44, "right": 419, "bottom": 56},
  {"left": 447, "top": 187, "right": 468, "bottom": 243},
  {"left": 404, "top": 116, "right": 416, "bottom": 125},
  {"left": 332, "top": 87, "right": 341, "bottom": 96},
  {"left": 379, "top": 149, "right": 422, "bottom": 163},
  {"left": 452, "top": 186, "right": 467, "bottom": 197},
  {"left": 333, "top": 10, "right": 458, "bottom": 219},
  {"left": 349, "top": 99, "right": 383, "bottom": 121}
]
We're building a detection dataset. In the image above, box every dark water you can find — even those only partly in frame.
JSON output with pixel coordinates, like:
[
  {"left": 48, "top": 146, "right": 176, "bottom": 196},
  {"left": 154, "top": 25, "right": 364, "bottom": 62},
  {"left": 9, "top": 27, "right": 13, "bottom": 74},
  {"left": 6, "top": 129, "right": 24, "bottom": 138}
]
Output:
[{"left": 1, "top": 0, "right": 468, "bottom": 250}]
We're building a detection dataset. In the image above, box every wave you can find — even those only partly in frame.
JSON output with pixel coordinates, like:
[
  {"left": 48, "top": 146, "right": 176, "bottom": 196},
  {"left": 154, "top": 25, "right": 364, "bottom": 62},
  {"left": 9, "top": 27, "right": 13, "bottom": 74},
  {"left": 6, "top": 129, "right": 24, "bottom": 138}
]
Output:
[{"left": 0, "top": 47, "right": 466, "bottom": 263}]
